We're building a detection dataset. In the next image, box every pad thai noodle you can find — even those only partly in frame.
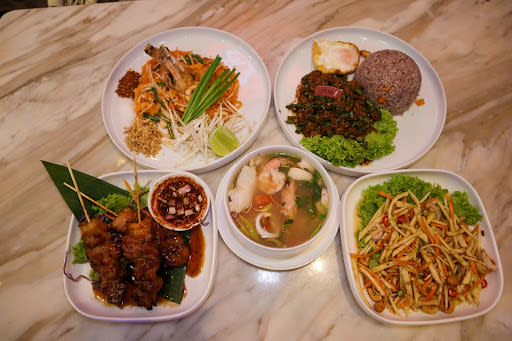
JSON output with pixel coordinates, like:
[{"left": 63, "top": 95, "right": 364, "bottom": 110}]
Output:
[{"left": 119, "top": 45, "right": 250, "bottom": 163}]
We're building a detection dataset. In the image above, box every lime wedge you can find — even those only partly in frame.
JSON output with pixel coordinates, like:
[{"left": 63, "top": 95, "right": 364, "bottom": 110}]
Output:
[{"left": 209, "top": 126, "right": 240, "bottom": 157}]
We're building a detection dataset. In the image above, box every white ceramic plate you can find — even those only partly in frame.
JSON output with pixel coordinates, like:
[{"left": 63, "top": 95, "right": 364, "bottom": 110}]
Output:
[
  {"left": 102, "top": 27, "right": 271, "bottom": 172},
  {"left": 63, "top": 170, "right": 218, "bottom": 322},
  {"left": 215, "top": 146, "right": 340, "bottom": 270},
  {"left": 340, "top": 169, "right": 503, "bottom": 325},
  {"left": 274, "top": 27, "right": 446, "bottom": 176}
]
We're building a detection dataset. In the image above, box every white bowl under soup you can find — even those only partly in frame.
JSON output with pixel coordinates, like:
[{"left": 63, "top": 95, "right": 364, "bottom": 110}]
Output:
[{"left": 223, "top": 145, "right": 338, "bottom": 258}]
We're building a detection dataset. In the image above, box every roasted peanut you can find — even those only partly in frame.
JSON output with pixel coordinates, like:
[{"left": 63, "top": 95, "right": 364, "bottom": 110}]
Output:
[
  {"left": 374, "top": 300, "right": 386, "bottom": 313},
  {"left": 447, "top": 275, "right": 459, "bottom": 287},
  {"left": 421, "top": 305, "right": 439, "bottom": 314}
]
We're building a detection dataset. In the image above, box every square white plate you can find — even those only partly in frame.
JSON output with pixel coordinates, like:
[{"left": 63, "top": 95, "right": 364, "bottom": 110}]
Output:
[
  {"left": 340, "top": 169, "right": 503, "bottom": 325},
  {"left": 63, "top": 170, "right": 218, "bottom": 322}
]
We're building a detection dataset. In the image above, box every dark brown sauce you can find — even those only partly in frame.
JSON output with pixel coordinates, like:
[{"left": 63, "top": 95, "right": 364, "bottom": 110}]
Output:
[
  {"left": 93, "top": 285, "right": 180, "bottom": 308},
  {"left": 186, "top": 225, "right": 205, "bottom": 277}
]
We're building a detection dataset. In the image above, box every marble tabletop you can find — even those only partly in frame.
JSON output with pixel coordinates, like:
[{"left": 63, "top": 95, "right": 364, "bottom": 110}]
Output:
[{"left": 1, "top": 0, "right": 511, "bottom": 340}]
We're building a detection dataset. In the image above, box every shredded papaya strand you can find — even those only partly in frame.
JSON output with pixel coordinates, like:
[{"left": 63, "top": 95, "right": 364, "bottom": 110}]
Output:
[
  {"left": 419, "top": 216, "right": 435, "bottom": 243},
  {"left": 350, "top": 245, "right": 383, "bottom": 258},
  {"left": 398, "top": 297, "right": 410, "bottom": 309},
  {"left": 381, "top": 277, "right": 398, "bottom": 291},
  {"left": 432, "top": 222, "right": 449, "bottom": 230},
  {"left": 422, "top": 283, "right": 438, "bottom": 301},
  {"left": 378, "top": 190, "right": 394, "bottom": 200},
  {"left": 472, "top": 224, "right": 480, "bottom": 237},
  {"left": 422, "top": 196, "right": 439, "bottom": 207},
  {"left": 422, "top": 276, "right": 433, "bottom": 290},
  {"left": 391, "top": 258, "right": 418, "bottom": 267},
  {"left": 470, "top": 260, "right": 478, "bottom": 275},
  {"left": 359, "top": 265, "right": 386, "bottom": 296},
  {"left": 418, "top": 262, "right": 431, "bottom": 272},
  {"left": 351, "top": 253, "right": 370, "bottom": 259},
  {"left": 449, "top": 200, "right": 455, "bottom": 221},
  {"left": 441, "top": 262, "right": 449, "bottom": 277},
  {"left": 471, "top": 275, "right": 486, "bottom": 290}
]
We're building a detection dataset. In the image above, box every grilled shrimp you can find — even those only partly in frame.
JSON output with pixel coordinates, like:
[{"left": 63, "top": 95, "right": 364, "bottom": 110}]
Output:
[
  {"left": 280, "top": 179, "right": 297, "bottom": 219},
  {"left": 144, "top": 44, "right": 194, "bottom": 93},
  {"left": 257, "top": 158, "right": 288, "bottom": 194}
]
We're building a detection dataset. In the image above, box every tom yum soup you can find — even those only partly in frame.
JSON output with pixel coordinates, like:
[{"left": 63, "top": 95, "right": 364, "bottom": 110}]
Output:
[{"left": 228, "top": 153, "right": 329, "bottom": 248}]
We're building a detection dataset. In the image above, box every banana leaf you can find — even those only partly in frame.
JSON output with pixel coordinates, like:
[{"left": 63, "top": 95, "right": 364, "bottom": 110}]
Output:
[
  {"left": 159, "top": 265, "right": 187, "bottom": 304},
  {"left": 42, "top": 160, "right": 129, "bottom": 220},
  {"left": 158, "top": 229, "right": 192, "bottom": 304}
]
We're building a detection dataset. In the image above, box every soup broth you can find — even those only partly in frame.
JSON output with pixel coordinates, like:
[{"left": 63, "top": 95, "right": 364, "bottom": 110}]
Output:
[{"left": 228, "top": 153, "right": 329, "bottom": 248}]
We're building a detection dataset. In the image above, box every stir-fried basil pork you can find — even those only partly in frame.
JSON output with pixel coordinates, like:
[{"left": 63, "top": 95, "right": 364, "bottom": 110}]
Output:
[{"left": 286, "top": 70, "right": 381, "bottom": 139}]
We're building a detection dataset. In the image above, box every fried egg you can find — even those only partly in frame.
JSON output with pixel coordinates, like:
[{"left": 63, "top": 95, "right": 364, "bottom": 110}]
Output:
[{"left": 312, "top": 40, "right": 360, "bottom": 74}]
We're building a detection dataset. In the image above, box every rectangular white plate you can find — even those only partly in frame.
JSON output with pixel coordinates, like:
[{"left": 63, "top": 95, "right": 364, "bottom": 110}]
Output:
[
  {"left": 63, "top": 170, "right": 218, "bottom": 322},
  {"left": 340, "top": 169, "right": 503, "bottom": 325}
]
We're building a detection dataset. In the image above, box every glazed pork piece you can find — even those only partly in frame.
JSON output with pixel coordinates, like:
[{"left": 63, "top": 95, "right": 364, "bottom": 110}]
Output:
[
  {"left": 122, "top": 217, "right": 163, "bottom": 309},
  {"left": 110, "top": 206, "right": 138, "bottom": 233},
  {"left": 155, "top": 226, "right": 190, "bottom": 267},
  {"left": 79, "top": 217, "right": 127, "bottom": 305}
]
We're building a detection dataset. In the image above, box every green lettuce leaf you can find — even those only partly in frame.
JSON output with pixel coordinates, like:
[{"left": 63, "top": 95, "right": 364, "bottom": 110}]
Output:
[{"left": 300, "top": 110, "right": 398, "bottom": 168}]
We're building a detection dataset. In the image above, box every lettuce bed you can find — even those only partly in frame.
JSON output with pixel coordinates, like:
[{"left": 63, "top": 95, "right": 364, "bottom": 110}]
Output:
[{"left": 300, "top": 110, "right": 398, "bottom": 168}]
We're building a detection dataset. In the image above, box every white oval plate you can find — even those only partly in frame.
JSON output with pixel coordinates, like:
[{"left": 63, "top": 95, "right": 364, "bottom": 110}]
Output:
[
  {"left": 340, "top": 169, "right": 503, "bottom": 325},
  {"left": 274, "top": 27, "right": 446, "bottom": 176},
  {"left": 63, "top": 170, "right": 218, "bottom": 322},
  {"left": 215, "top": 156, "right": 340, "bottom": 271},
  {"left": 102, "top": 27, "right": 271, "bottom": 173}
]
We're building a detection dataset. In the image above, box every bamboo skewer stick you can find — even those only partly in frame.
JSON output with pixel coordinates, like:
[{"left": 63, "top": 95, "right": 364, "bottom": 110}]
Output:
[
  {"left": 133, "top": 153, "right": 141, "bottom": 223},
  {"left": 63, "top": 182, "right": 119, "bottom": 218},
  {"left": 122, "top": 179, "right": 134, "bottom": 197},
  {"left": 66, "top": 160, "right": 90, "bottom": 222}
]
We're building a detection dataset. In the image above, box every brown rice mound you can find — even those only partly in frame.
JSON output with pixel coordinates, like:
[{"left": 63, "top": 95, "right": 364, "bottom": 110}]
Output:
[{"left": 354, "top": 49, "right": 421, "bottom": 116}]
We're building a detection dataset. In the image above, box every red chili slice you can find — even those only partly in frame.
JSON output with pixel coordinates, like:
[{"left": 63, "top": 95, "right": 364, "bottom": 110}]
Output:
[
  {"left": 315, "top": 85, "right": 343, "bottom": 99},
  {"left": 382, "top": 215, "right": 390, "bottom": 226},
  {"left": 448, "top": 288, "right": 457, "bottom": 297},
  {"left": 481, "top": 279, "right": 488, "bottom": 289}
]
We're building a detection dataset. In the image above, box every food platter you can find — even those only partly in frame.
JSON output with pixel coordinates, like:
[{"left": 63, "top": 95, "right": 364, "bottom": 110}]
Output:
[
  {"left": 63, "top": 170, "right": 218, "bottom": 322},
  {"left": 102, "top": 27, "right": 271, "bottom": 172},
  {"left": 274, "top": 27, "right": 447, "bottom": 176},
  {"left": 340, "top": 169, "right": 503, "bottom": 325}
]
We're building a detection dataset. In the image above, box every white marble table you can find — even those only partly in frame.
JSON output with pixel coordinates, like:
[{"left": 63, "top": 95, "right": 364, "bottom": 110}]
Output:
[{"left": 1, "top": 0, "right": 511, "bottom": 339}]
